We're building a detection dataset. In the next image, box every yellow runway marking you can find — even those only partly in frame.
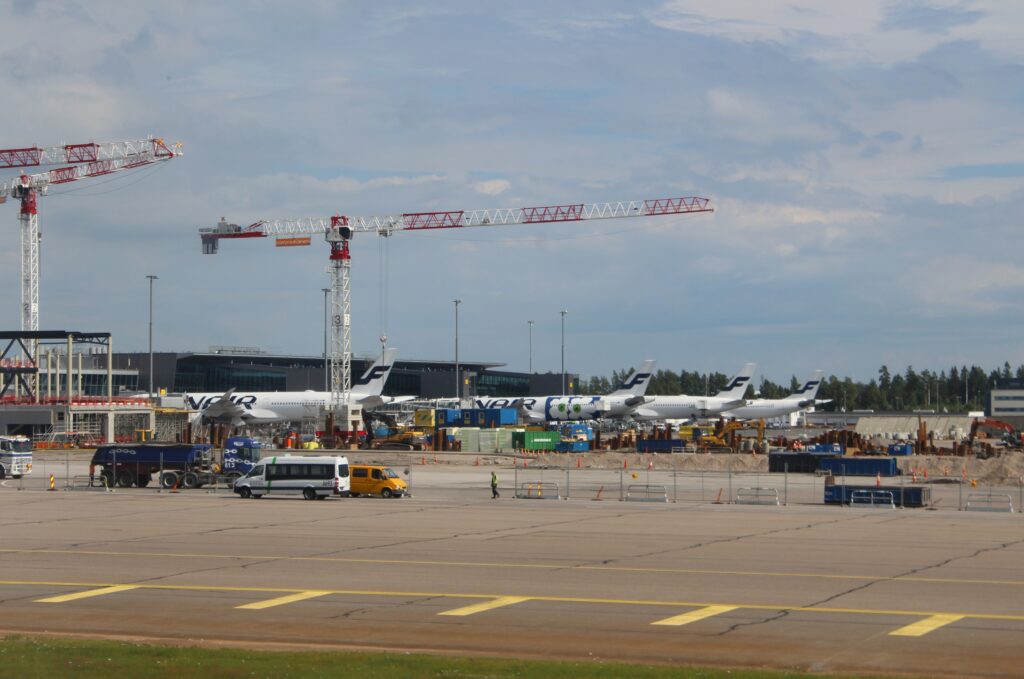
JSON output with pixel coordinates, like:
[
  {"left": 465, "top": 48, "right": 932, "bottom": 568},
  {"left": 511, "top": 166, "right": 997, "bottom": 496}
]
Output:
[
  {"left": 439, "top": 596, "right": 531, "bottom": 616},
  {"left": 237, "top": 590, "right": 333, "bottom": 610},
  {"left": 5, "top": 579, "right": 1023, "bottom": 625},
  {"left": 1, "top": 548, "right": 1021, "bottom": 587},
  {"left": 652, "top": 605, "right": 738, "bottom": 626},
  {"left": 36, "top": 584, "right": 139, "bottom": 603},
  {"left": 890, "top": 613, "right": 966, "bottom": 637}
]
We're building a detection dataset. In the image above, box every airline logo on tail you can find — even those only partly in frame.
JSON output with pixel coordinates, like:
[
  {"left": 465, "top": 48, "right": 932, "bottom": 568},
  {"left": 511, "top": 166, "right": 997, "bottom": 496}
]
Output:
[
  {"left": 715, "top": 363, "right": 757, "bottom": 399},
  {"left": 611, "top": 360, "right": 657, "bottom": 396},
  {"left": 788, "top": 370, "right": 824, "bottom": 407},
  {"left": 352, "top": 349, "right": 397, "bottom": 395}
]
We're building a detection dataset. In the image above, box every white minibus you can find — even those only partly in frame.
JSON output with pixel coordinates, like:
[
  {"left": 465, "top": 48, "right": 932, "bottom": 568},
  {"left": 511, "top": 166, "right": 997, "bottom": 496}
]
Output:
[{"left": 233, "top": 455, "right": 350, "bottom": 500}]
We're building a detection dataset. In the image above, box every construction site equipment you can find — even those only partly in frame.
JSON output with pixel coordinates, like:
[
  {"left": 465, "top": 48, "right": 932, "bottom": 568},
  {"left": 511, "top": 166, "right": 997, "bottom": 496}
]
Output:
[
  {"left": 700, "top": 418, "right": 765, "bottom": 452},
  {"left": 0, "top": 138, "right": 181, "bottom": 338},
  {"left": 198, "top": 196, "right": 712, "bottom": 422},
  {"left": 968, "top": 418, "right": 1023, "bottom": 457}
]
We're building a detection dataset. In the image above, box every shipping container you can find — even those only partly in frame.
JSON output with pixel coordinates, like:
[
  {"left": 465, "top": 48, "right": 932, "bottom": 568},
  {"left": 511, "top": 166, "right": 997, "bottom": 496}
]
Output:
[
  {"left": 637, "top": 439, "right": 690, "bottom": 453},
  {"left": 888, "top": 442, "right": 915, "bottom": 456},
  {"left": 556, "top": 440, "right": 590, "bottom": 452},
  {"left": 824, "top": 484, "right": 930, "bottom": 507},
  {"left": 805, "top": 443, "right": 844, "bottom": 455},
  {"left": 413, "top": 408, "right": 435, "bottom": 428},
  {"left": 768, "top": 452, "right": 827, "bottom": 473},
  {"left": 514, "top": 430, "right": 558, "bottom": 451},
  {"left": 818, "top": 457, "right": 900, "bottom": 477}
]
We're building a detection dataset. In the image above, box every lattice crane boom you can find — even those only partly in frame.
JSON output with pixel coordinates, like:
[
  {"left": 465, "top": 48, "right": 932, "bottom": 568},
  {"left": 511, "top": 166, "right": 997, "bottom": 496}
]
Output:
[
  {"left": 199, "top": 194, "right": 713, "bottom": 414},
  {"left": 0, "top": 136, "right": 181, "bottom": 400},
  {"left": 199, "top": 196, "right": 711, "bottom": 246}
]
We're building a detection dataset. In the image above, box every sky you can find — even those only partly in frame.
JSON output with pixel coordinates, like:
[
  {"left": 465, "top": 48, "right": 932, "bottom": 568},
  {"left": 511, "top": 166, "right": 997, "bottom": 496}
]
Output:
[{"left": 1, "top": 1, "right": 1023, "bottom": 386}]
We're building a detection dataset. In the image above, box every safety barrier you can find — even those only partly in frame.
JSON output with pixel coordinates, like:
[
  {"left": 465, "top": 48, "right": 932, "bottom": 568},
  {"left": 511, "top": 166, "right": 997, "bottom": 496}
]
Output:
[
  {"left": 67, "top": 475, "right": 113, "bottom": 492},
  {"left": 850, "top": 489, "right": 895, "bottom": 508},
  {"left": 625, "top": 484, "right": 668, "bottom": 502},
  {"left": 735, "top": 487, "right": 780, "bottom": 506},
  {"left": 965, "top": 493, "right": 1014, "bottom": 513},
  {"left": 516, "top": 482, "right": 560, "bottom": 500}
]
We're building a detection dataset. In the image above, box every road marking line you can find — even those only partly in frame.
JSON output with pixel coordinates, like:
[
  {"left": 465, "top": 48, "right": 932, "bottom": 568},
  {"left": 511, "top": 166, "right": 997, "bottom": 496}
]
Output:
[
  {"left": 890, "top": 613, "right": 965, "bottom": 637},
  {"left": 439, "top": 596, "right": 531, "bottom": 616},
  {"left": 2, "top": 549, "right": 1021, "bottom": 587},
  {"left": 4, "top": 580, "right": 1022, "bottom": 623},
  {"left": 236, "top": 590, "right": 333, "bottom": 610},
  {"left": 652, "top": 604, "right": 739, "bottom": 626},
  {"left": 36, "top": 585, "right": 139, "bottom": 603}
]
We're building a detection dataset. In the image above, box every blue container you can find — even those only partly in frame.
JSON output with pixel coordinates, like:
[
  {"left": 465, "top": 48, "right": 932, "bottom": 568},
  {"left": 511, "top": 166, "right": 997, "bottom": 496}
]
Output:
[
  {"left": 436, "top": 409, "right": 462, "bottom": 426},
  {"left": 806, "top": 443, "right": 844, "bottom": 455},
  {"left": 818, "top": 457, "right": 900, "bottom": 477},
  {"left": 888, "top": 443, "right": 915, "bottom": 456},
  {"left": 637, "top": 439, "right": 688, "bottom": 453},
  {"left": 556, "top": 440, "right": 590, "bottom": 453},
  {"left": 824, "top": 484, "right": 930, "bottom": 507}
]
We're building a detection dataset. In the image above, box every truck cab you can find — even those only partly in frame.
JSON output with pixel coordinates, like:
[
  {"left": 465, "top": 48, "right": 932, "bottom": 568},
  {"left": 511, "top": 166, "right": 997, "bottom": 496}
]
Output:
[
  {"left": 0, "top": 436, "right": 33, "bottom": 479},
  {"left": 220, "top": 436, "right": 263, "bottom": 481}
]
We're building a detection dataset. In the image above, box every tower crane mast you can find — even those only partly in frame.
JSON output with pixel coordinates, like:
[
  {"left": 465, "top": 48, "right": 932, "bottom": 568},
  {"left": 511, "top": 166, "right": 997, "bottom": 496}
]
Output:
[
  {"left": 0, "top": 137, "right": 181, "bottom": 337},
  {"left": 201, "top": 196, "right": 712, "bottom": 416}
]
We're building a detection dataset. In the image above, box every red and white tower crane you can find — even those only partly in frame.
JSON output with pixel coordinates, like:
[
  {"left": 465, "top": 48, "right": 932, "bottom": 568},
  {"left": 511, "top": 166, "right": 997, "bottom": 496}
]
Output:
[
  {"left": 0, "top": 137, "right": 181, "bottom": 338},
  {"left": 200, "top": 196, "right": 713, "bottom": 416}
]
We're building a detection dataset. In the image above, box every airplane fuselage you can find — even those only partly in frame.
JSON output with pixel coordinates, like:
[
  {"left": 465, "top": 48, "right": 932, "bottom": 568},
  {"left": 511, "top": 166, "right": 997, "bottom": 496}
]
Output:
[
  {"left": 724, "top": 399, "right": 809, "bottom": 420},
  {"left": 474, "top": 396, "right": 636, "bottom": 421},
  {"left": 633, "top": 396, "right": 744, "bottom": 421}
]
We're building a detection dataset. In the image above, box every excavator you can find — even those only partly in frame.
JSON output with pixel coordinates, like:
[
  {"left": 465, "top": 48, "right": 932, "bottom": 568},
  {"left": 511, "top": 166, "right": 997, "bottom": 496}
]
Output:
[
  {"left": 698, "top": 418, "right": 766, "bottom": 453},
  {"left": 968, "top": 418, "right": 1023, "bottom": 458},
  {"left": 361, "top": 411, "right": 429, "bottom": 451}
]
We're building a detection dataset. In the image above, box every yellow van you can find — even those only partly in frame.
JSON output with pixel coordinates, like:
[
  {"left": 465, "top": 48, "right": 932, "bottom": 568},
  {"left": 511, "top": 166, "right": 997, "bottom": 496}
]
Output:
[{"left": 349, "top": 464, "right": 408, "bottom": 498}]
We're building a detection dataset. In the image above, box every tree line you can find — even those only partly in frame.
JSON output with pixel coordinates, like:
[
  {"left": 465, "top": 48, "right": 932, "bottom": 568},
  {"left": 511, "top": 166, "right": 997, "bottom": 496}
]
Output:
[{"left": 579, "top": 363, "right": 1024, "bottom": 413}]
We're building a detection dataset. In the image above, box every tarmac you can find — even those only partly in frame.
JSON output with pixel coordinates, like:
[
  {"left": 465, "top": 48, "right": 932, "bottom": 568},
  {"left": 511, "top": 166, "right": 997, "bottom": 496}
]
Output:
[{"left": 1, "top": 458, "right": 1022, "bottom": 677}]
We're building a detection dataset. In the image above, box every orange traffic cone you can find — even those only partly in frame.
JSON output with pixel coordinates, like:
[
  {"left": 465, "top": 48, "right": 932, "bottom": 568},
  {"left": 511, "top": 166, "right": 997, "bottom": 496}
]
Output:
[
  {"left": 875, "top": 472, "right": 881, "bottom": 488},
  {"left": 576, "top": 456, "right": 582, "bottom": 469},
  {"left": 623, "top": 459, "right": 629, "bottom": 470}
]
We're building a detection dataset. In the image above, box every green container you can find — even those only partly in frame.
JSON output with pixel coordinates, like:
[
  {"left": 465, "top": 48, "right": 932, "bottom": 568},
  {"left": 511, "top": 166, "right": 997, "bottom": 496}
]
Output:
[{"left": 524, "top": 431, "right": 559, "bottom": 451}]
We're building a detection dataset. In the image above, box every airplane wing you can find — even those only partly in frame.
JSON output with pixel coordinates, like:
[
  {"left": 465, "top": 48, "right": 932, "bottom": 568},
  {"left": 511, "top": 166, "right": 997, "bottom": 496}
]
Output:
[
  {"left": 357, "top": 394, "right": 416, "bottom": 410},
  {"left": 193, "top": 390, "right": 280, "bottom": 426}
]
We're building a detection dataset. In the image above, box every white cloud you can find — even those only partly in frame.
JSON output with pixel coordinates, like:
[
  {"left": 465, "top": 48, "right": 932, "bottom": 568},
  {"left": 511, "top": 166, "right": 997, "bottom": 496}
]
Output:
[
  {"left": 471, "top": 179, "right": 511, "bottom": 196},
  {"left": 649, "top": 1, "right": 1024, "bottom": 64},
  {"left": 898, "top": 255, "right": 1024, "bottom": 314}
]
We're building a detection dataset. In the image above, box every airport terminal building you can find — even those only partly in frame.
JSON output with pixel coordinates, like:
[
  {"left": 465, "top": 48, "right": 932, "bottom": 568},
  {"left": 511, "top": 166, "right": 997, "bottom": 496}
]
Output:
[{"left": 114, "top": 348, "right": 574, "bottom": 399}]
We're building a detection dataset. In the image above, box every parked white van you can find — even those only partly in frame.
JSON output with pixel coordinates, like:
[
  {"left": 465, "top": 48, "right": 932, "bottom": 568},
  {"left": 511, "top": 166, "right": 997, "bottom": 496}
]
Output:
[{"left": 233, "top": 455, "right": 350, "bottom": 500}]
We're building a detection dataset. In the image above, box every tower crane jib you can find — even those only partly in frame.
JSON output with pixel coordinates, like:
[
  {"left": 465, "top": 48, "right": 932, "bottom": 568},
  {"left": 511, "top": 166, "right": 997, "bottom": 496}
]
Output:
[{"left": 199, "top": 194, "right": 713, "bottom": 418}]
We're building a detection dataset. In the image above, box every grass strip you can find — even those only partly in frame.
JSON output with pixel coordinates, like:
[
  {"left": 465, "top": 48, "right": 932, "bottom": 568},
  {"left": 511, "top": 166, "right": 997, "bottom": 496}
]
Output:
[{"left": 0, "top": 635, "right": 892, "bottom": 679}]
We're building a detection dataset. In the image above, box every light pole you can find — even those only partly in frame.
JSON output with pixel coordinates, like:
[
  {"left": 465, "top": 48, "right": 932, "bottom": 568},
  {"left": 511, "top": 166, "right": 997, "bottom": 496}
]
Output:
[
  {"left": 560, "top": 309, "right": 567, "bottom": 394},
  {"left": 322, "top": 288, "right": 330, "bottom": 391},
  {"left": 146, "top": 275, "right": 158, "bottom": 396},
  {"left": 527, "top": 320, "right": 534, "bottom": 374},
  {"left": 453, "top": 299, "right": 462, "bottom": 401}
]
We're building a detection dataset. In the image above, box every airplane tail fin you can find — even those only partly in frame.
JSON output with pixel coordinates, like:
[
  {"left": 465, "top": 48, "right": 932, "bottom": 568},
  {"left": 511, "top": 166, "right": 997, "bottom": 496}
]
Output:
[
  {"left": 609, "top": 360, "right": 657, "bottom": 396},
  {"left": 714, "top": 363, "right": 756, "bottom": 399},
  {"left": 351, "top": 348, "right": 398, "bottom": 397},
  {"left": 786, "top": 370, "right": 825, "bottom": 406}
]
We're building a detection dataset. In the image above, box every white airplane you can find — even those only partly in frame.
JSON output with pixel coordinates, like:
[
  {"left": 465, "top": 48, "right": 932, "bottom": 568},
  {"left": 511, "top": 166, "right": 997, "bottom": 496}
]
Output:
[
  {"left": 474, "top": 360, "right": 657, "bottom": 422},
  {"left": 629, "top": 363, "right": 757, "bottom": 421},
  {"left": 724, "top": 371, "right": 827, "bottom": 420},
  {"left": 186, "top": 348, "right": 414, "bottom": 426}
]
